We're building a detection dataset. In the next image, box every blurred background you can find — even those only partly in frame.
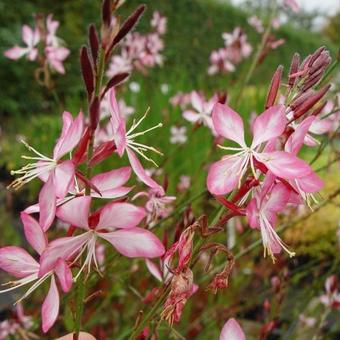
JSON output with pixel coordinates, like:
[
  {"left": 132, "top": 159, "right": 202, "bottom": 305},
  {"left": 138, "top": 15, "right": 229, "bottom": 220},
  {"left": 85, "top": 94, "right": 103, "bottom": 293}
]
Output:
[{"left": 0, "top": 0, "right": 339, "bottom": 338}]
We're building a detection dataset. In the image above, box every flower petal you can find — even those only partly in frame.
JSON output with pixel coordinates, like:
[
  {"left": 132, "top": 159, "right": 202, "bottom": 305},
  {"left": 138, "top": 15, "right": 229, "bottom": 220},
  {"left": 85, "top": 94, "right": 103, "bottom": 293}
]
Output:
[
  {"left": 257, "top": 151, "right": 312, "bottom": 179},
  {"left": 265, "top": 183, "right": 290, "bottom": 212},
  {"left": 99, "top": 228, "right": 165, "bottom": 258},
  {"left": 22, "top": 25, "right": 34, "bottom": 46},
  {"left": 285, "top": 116, "right": 315, "bottom": 155},
  {"left": 41, "top": 276, "right": 59, "bottom": 333},
  {"left": 53, "top": 160, "right": 75, "bottom": 199},
  {"left": 53, "top": 111, "right": 84, "bottom": 160},
  {"left": 97, "top": 202, "right": 146, "bottom": 230},
  {"left": 246, "top": 198, "right": 260, "bottom": 229},
  {"left": 296, "top": 171, "right": 323, "bottom": 193},
  {"left": 126, "top": 148, "right": 164, "bottom": 195},
  {"left": 0, "top": 246, "right": 39, "bottom": 278},
  {"left": 39, "top": 176, "right": 56, "bottom": 231},
  {"left": 21, "top": 212, "right": 47, "bottom": 255},
  {"left": 145, "top": 259, "right": 162, "bottom": 282},
  {"left": 309, "top": 118, "right": 333, "bottom": 135},
  {"left": 39, "top": 232, "right": 92, "bottom": 276},
  {"left": 220, "top": 318, "right": 246, "bottom": 340},
  {"left": 54, "top": 259, "right": 72, "bottom": 293},
  {"left": 251, "top": 105, "right": 286, "bottom": 148},
  {"left": 212, "top": 103, "right": 245, "bottom": 146},
  {"left": 91, "top": 167, "right": 132, "bottom": 198},
  {"left": 109, "top": 88, "right": 127, "bottom": 156},
  {"left": 4, "top": 46, "right": 28, "bottom": 59},
  {"left": 56, "top": 196, "right": 91, "bottom": 229},
  {"left": 191, "top": 91, "right": 204, "bottom": 112},
  {"left": 207, "top": 157, "right": 244, "bottom": 195}
]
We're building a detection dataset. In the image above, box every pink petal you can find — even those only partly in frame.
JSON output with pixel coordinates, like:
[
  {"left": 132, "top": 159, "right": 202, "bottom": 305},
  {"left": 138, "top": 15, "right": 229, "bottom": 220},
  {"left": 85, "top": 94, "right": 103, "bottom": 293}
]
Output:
[
  {"left": 41, "top": 276, "right": 59, "bottom": 333},
  {"left": 53, "top": 160, "right": 75, "bottom": 199},
  {"left": 182, "top": 110, "right": 200, "bottom": 123},
  {"left": 0, "top": 246, "right": 39, "bottom": 278},
  {"left": 99, "top": 228, "right": 165, "bottom": 258},
  {"left": 54, "top": 259, "right": 72, "bottom": 293},
  {"left": 285, "top": 116, "right": 315, "bottom": 155},
  {"left": 21, "top": 212, "right": 47, "bottom": 255},
  {"left": 145, "top": 259, "right": 162, "bottom": 282},
  {"left": 4, "top": 46, "right": 27, "bottom": 59},
  {"left": 296, "top": 171, "right": 323, "bottom": 193},
  {"left": 39, "top": 233, "right": 92, "bottom": 276},
  {"left": 251, "top": 105, "right": 286, "bottom": 148},
  {"left": 53, "top": 111, "right": 84, "bottom": 160},
  {"left": 91, "top": 167, "right": 132, "bottom": 198},
  {"left": 22, "top": 25, "right": 34, "bottom": 46},
  {"left": 220, "top": 318, "right": 246, "bottom": 340},
  {"left": 97, "top": 202, "right": 146, "bottom": 230},
  {"left": 126, "top": 148, "right": 165, "bottom": 195},
  {"left": 109, "top": 88, "right": 127, "bottom": 156},
  {"left": 39, "top": 176, "right": 56, "bottom": 231},
  {"left": 191, "top": 91, "right": 204, "bottom": 112},
  {"left": 212, "top": 103, "right": 245, "bottom": 146},
  {"left": 246, "top": 198, "right": 260, "bottom": 229},
  {"left": 257, "top": 151, "right": 312, "bottom": 179},
  {"left": 265, "top": 183, "right": 290, "bottom": 212},
  {"left": 56, "top": 196, "right": 91, "bottom": 229},
  {"left": 309, "top": 118, "right": 333, "bottom": 135},
  {"left": 207, "top": 156, "right": 244, "bottom": 195}
]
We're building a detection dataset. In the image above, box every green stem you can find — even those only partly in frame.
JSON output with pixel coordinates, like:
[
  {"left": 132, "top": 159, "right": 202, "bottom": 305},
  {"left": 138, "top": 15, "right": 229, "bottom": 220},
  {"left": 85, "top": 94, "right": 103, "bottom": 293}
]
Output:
[{"left": 74, "top": 275, "right": 87, "bottom": 339}]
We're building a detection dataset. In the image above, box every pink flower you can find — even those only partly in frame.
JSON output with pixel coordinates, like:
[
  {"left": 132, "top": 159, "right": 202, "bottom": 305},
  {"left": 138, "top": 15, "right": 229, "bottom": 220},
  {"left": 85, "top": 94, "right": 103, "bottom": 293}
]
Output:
[
  {"left": 150, "top": 11, "right": 167, "bottom": 35},
  {"left": 39, "top": 196, "right": 165, "bottom": 279},
  {"left": 208, "top": 48, "right": 235, "bottom": 75},
  {"left": 248, "top": 16, "right": 264, "bottom": 33},
  {"left": 170, "top": 126, "right": 187, "bottom": 144},
  {"left": 109, "top": 88, "right": 164, "bottom": 194},
  {"left": 10, "top": 111, "right": 84, "bottom": 230},
  {"left": 133, "top": 188, "right": 176, "bottom": 224},
  {"left": 4, "top": 25, "right": 40, "bottom": 61},
  {"left": 178, "top": 175, "right": 191, "bottom": 191},
  {"left": 45, "top": 46, "right": 70, "bottom": 74},
  {"left": 284, "top": 0, "right": 300, "bottom": 12},
  {"left": 46, "top": 14, "right": 60, "bottom": 47},
  {"left": 183, "top": 91, "right": 218, "bottom": 133},
  {"left": 246, "top": 174, "right": 295, "bottom": 261},
  {"left": 319, "top": 275, "right": 340, "bottom": 308},
  {"left": 207, "top": 103, "right": 312, "bottom": 195},
  {"left": 220, "top": 318, "right": 246, "bottom": 340},
  {"left": 0, "top": 213, "right": 72, "bottom": 333}
]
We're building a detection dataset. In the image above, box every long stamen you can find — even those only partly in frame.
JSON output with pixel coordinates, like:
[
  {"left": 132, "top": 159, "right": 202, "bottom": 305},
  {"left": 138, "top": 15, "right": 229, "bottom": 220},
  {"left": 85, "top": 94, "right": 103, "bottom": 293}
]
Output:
[
  {"left": 128, "top": 144, "right": 159, "bottom": 167},
  {"left": 128, "top": 141, "right": 163, "bottom": 155},
  {"left": 0, "top": 274, "right": 38, "bottom": 294},
  {"left": 127, "top": 123, "right": 163, "bottom": 139},
  {"left": 217, "top": 145, "right": 245, "bottom": 151},
  {"left": 126, "top": 107, "right": 151, "bottom": 135}
]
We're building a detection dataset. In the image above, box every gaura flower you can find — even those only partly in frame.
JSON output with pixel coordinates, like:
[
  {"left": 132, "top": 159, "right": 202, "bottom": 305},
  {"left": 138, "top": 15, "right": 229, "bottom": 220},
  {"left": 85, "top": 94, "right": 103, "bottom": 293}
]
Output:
[
  {"left": 45, "top": 46, "right": 70, "bottom": 74},
  {"left": 220, "top": 318, "right": 246, "bottom": 340},
  {"left": 207, "top": 103, "right": 312, "bottom": 195},
  {"left": 109, "top": 88, "right": 164, "bottom": 194},
  {"left": 9, "top": 111, "right": 84, "bottom": 231},
  {"left": 246, "top": 174, "right": 295, "bottom": 261},
  {"left": 170, "top": 126, "right": 187, "bottom": 144},
  {"left": 0, "top": 213, "right": 72, "bottom": 333},
  {"left": 4, "top": 25, "right": 40, "bottom": 61},
  {"left": 46, "top": 14, "right": 60, "bottom": 47},
  {"left": 39, "top": 196, "right": 165, "bottom": 280},
  {"left": 182, "top": 91, "right": 217, "bottom": 133}
]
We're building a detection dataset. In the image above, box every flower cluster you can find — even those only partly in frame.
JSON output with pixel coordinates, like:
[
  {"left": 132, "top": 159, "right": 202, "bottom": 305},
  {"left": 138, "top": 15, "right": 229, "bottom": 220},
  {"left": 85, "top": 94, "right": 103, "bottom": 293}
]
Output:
[
  {"left": 208, "top": 27, "right": 252, "bottom": 75},
  {"left": 0, "top": 4, "right": 168, "bottom": 333},
  {"left": 5, "top": 14, "right": 70, "bottom": 75},
  {"left": 207, "top": 47, "right": 336, "bottom": 261},
  {"left": 107, "top": 11, "right": 167, "bottom": 78}
]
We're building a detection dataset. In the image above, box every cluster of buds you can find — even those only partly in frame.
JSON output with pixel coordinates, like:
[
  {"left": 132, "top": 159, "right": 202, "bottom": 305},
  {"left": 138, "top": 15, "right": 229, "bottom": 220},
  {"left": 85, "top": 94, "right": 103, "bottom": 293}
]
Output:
[
  {"left": 208, "top": 27, "right": 252, "bottom": 75},
  {"left": 107, "top": 10, "right": 167, "bottom": 78},
  {"left": 4, "top": 14, "right": 70, "bottom": 88},
  {"left": 0, "top": 1, "right": 168, "bottom": 334},
  {"left": 207, "top": 47, "right": 338, "bottom": 262}
]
